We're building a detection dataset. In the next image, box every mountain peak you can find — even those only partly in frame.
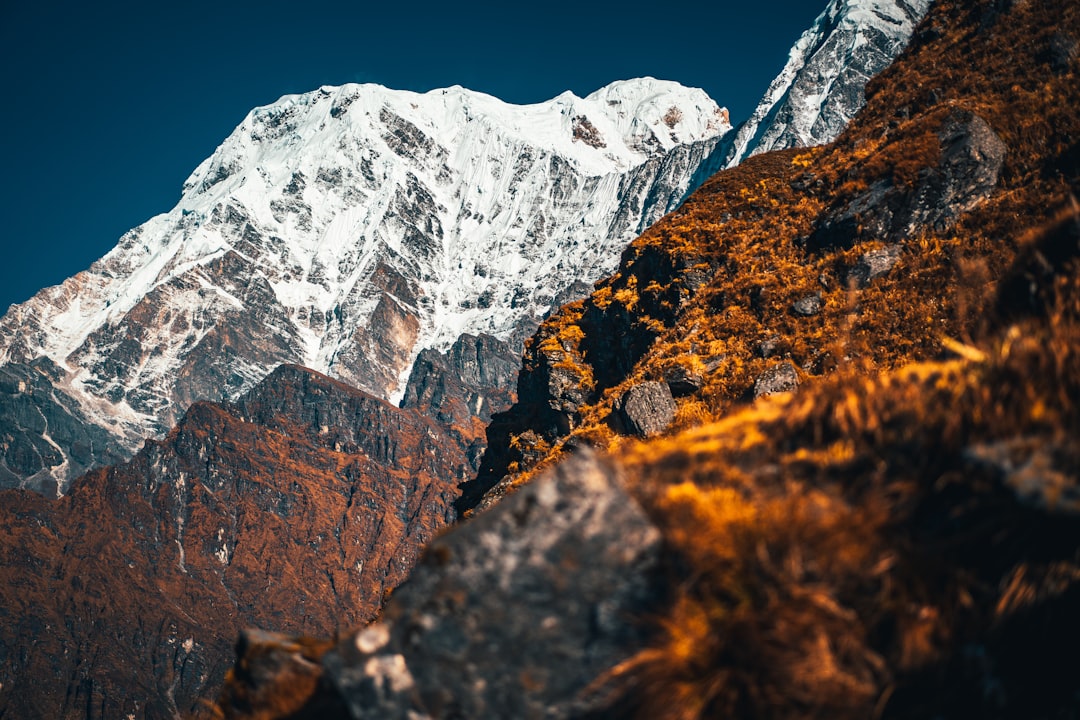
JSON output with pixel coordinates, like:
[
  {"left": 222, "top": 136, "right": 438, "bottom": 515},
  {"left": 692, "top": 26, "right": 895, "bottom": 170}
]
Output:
[{"left": 0, "top": 77, "right": 729, "bottom": 492}]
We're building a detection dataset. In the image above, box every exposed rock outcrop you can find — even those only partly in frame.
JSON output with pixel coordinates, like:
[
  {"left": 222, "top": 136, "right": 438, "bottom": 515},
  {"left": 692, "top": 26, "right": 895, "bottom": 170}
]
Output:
[
  {"left": 807, "top": 110, "right": 1008, "bottom": 251},
  {"left": 0, "top": 360, "right": 127, "bottom": 496},
  {"left": 848, "top": 244, "right": 903, "bottom": 287},
  {"left": 753, "top": 361, "right": 800, "bottom": 398}
]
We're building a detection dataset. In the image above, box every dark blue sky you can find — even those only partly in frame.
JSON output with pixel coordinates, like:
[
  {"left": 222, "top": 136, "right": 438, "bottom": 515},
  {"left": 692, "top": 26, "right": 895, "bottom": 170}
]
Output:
[{"left": 0, "top": 0, "right": 822, "bottom": 313}]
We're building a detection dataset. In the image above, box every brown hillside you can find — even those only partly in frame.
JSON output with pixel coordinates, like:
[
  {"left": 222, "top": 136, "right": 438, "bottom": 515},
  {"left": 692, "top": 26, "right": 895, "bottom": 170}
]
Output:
[{"left": 0, "top": 365, "right": 468, "bottom": 719}]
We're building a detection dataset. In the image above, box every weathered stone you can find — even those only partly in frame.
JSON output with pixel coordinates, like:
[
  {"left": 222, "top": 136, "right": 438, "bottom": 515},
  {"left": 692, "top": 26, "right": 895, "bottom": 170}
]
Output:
[
  {"left": 322, "top": 449, "right": 662, "bottom": 719},
  {"left": 0, "top": 362, "right": 128, "bottom": 495},
  {"left": 400, "top": 332, "right": 519, "bottom": 463},
  {"left": 754, "top": 361, "right": 800, "bottom": 398},
  {"left": 793, "top": 293, "right": 823, "bottom": 317},
  {"left": 848, "top": 244, "right": 903, "bottom": 287},
  {"left": 755, "top": 335, "right": 782, "bottom": 359},
  {"left": 614, "top": 381, "right": 677, "bottom": 437},
  {"left": 664, "top": 364, "right": 704, "bottom": 396}
]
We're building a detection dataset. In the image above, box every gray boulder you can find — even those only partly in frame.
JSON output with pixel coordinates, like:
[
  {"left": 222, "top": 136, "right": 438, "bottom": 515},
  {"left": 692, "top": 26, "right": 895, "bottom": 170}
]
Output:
[
  {"left": 793, "top": 293, "right": 824, "bottom": 317},
  {"left": 664, "top": 364, "right": 704, "bottom": 396},
  {"left": 808, "top": 111, "right": 1007, "bottom": 250},
  {"left": 754, "top": 361, "right": 801, "bottom": 399},
  {"left": 614, "top": 381, "right": 677, "bottom": 437}
]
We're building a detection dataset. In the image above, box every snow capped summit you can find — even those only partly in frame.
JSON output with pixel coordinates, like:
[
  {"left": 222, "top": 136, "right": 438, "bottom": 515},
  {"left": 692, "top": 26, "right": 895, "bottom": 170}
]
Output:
[{"left": 0, "top": 78, "right": 728, "bottom": 492}]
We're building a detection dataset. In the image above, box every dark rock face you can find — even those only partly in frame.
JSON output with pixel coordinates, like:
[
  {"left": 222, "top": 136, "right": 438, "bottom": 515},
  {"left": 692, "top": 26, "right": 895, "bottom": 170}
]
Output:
[
  {"left": 614, "top": 381, "right": 677, "bottom": 437},
  {"left": 0, "top": 361, "right": 127, "bottom": 496},
  {"left": 753, "top": 361, "right": 800, "bottom": 399},
  {"left": 400, "top": 333, "right": 519, "bottom": 425},
  {"left": 400, "top": 333, "right": 521, "bottom": 469},
  {"left": 809, "top": 111, "right": 1007, "bottom": 251},
  {"left": 0, "top": 365, "right": 469, "bottom": 719},
  {"left": 467, "top": 240, "right": 717, "bottom": 510},
  {"left": 299, "top": 450, "right": 661, "bottom": 720}
]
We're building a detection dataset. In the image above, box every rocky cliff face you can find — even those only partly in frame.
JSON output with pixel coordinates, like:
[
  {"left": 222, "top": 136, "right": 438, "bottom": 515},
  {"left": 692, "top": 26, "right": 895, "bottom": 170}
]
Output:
[
  {"left": 0, "top": 79, "right": 730, "bottom": 492},
  {"left": 0, "top": 364, "right": 471, "bottom": 719},
  {"left": 0, "top": 360, "right": 127, "bottom": 496},
  {"left": 399, "top": 333, "right": 520, "bottom": 469}
]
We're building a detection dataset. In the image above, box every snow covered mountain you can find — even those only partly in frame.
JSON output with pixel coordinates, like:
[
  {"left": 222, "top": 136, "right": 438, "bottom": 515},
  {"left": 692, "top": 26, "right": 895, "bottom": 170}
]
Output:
[
  {"left": 690, "top": 0, "right": 930, "bottom": 185},
  {"left": 0, "top": 78, "right": 729, "bottom": 494}
]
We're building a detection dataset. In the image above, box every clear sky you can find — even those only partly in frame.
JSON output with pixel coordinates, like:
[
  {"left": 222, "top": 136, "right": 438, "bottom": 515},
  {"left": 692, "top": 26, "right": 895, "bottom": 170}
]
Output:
[{"left": 0, "top": 0, "right": 823, "bottom": 313}]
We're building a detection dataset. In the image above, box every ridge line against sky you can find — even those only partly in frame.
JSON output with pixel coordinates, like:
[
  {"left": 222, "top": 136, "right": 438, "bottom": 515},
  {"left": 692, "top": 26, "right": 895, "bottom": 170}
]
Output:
[{"left": 0, "top": 0, "right": 822, "bottom": 313}]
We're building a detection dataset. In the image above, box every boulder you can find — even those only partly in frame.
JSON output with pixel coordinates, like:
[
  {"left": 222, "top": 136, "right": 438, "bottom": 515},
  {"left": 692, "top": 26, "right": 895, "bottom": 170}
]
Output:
[
  {"left": 793, "top": 293, "right": 823, "bottom": 317},
  {"left": 754, "top": 361, "right": 800, "bottom": 399},
  {"left": 663, "top": 364, "right": 704, "bottom": 396},
  {"left": 808, "top": 111, "right": 1007, "bottom": 250},
  {"left": 614, "top": 381, "right": 677, "bottom": 437}
]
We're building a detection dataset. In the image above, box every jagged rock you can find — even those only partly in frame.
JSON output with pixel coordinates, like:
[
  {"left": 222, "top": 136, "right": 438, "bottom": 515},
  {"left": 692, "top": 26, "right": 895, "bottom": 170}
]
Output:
[
  {"left": 755, "top": 335, "right": 782, "bottom": 359},
  {"left": 320, "top": 450, "right": 661, "bottom": 719},
  {"left": 664, "top": 364, "right": 704, "bottom": 396},
  {"left": 809, "top": 111, "right": 1007, "bottom": 250},
  {"left": 793, "top": 293, "right": 823, "bottom": 316},
  {"left": 400, "top": 333, "right": 519, "bottom": 446},
  {"left": 0, "top": 361, "right": 127, "bottom": 496},
  {"left": 908, "top": 112, "right": 1008, "bottom": 227},
  {"left": 614, "top": 381, "right": 677, "bottom": 437},
  {"left": 754, "top": 361, "right": 800, "bottom": 398},
  {"left": 848, "top": 244, "right": 903, "bottom": 288}
]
